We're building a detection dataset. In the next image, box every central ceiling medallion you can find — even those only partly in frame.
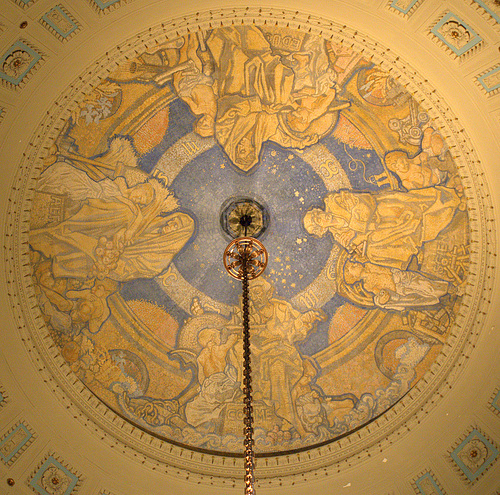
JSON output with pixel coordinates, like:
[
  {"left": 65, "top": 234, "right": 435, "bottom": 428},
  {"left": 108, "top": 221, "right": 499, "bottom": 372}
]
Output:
[{"left": 220, "top": 197, "right": 270, "bottom": 239}]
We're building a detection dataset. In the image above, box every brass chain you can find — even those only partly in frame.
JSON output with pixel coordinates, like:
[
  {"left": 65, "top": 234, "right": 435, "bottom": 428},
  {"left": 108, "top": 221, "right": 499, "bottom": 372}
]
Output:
[
  {"left": 224, "top": 234, "right": 267, "bottom": 494},
  {"left": 241, "top": 250, "right": 255, "bottom": 495}
]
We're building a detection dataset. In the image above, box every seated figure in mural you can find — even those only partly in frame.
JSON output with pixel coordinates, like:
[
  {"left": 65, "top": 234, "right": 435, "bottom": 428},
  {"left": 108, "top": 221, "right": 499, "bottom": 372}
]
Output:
[
  {"left": 184, "top": 328, "right": 240, "bottom": 428},
  {"left": 384, "top": 128, "right": 463, "bottom": 193},
  {"left": 303, "top": 186, "right": 462, "bottom": 271},
  {"left": 207, "top": 26, "right": 347, "bottom": 170},
  {"left": 385, "top": 150, "right": 444, "bottom": 191},
  {"left": 342, "top": 259, "right": 451, "bottom": 311},
  {"left": 30, "top": 161, "right": 194, "bottom": 282},
  {"left": 233, "top": 277, "right": 325, "bottom": 431},
  {"left": 385, "top": 151, "right": 462, "bottom": 193},
  {"left": 177, "top": 278, "right": 325, "bottom": 435},
  {"left": 166, "top": 26, "right": 349, "bottom": 170}
]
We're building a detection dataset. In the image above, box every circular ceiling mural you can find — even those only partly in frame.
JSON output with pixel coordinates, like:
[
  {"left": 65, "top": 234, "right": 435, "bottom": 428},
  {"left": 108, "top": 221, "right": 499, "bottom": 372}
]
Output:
[{"left": 25, "top": 24, "right": 471, "bottom": 456}]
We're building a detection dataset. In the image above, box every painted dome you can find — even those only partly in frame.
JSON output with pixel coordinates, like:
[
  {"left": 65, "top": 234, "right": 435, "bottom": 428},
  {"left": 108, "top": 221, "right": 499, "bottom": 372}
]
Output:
[
  {"left": 3, "top": 2, "right": 499, "bottom": 493},
  {"left": 27, "top": 24, "right": 470, "bottom": 455}
]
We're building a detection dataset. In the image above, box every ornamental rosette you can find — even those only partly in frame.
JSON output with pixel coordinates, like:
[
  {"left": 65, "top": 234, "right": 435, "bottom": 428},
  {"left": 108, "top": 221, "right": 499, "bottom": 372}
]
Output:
[
  {"left": 2, "top": 50, "right": 33, "bottom": 79},
  {"left": 39, "top": 465, "right": 72, "bottom": 494},
  {"left": 457, "top": 438, "right": 489, "bottom": 473},
  {"left": 439, "top": 20, "right": 471, "bottom": 49}
]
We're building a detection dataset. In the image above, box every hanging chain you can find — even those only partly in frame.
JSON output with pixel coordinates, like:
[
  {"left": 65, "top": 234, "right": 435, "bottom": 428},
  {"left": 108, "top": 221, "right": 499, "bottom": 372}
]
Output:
[
  {"left": 241, "top": 250, "right": 255, "bottom": 495},
  {"left": 223, "top": 234, "right": 267, "bottom": 494}
]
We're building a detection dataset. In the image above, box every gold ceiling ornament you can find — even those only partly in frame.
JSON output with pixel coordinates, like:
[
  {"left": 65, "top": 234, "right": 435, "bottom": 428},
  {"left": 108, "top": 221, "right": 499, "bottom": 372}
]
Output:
[
  {"left": 223, "top": 237, "right": 268, "bottom": 280},
  {"left": 227, "top": 203, "right": 265, "bottom": 239},
  {"left": 223, "top": 235, "right": 268, "bottom": 494},
  {"left": 221, "top": 197, "right": 270, "bottom": 240}
]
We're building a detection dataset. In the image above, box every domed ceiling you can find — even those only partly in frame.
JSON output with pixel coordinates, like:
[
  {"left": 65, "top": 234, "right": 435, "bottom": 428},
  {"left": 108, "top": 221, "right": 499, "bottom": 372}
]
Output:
[
  {"left": 27, "top": 24, "right": 471, "bottom": 456},
  {"left": 1, "top": 1, "right": 499, "bottom": 494}
]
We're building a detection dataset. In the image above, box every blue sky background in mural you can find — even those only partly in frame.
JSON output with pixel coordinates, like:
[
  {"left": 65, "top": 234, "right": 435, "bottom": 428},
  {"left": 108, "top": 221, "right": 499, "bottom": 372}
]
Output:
[{"left": 171, "top": 141, "right": 333, "bottom": 304}]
